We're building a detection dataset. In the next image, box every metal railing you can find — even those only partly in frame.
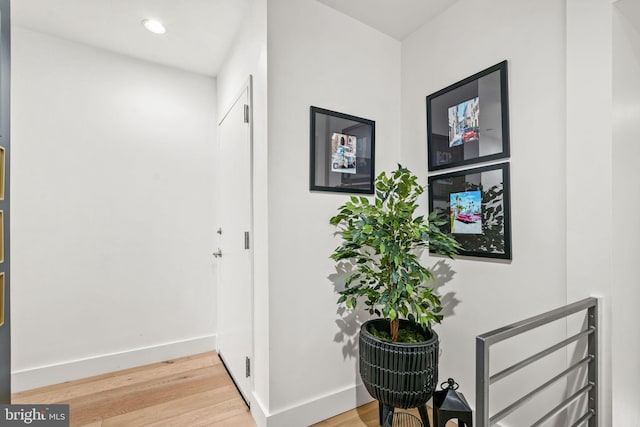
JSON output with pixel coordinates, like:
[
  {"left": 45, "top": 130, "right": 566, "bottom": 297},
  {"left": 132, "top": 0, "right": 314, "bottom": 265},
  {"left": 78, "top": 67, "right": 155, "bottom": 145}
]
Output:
[{"left": 476, "top": 297, "right": 598, "bottom": 426}]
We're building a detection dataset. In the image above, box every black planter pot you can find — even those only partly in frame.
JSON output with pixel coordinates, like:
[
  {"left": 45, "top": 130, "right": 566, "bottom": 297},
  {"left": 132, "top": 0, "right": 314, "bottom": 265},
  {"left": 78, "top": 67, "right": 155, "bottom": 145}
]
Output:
[{"left": 359, "top": 318, "right": 439, "bottom": 424}]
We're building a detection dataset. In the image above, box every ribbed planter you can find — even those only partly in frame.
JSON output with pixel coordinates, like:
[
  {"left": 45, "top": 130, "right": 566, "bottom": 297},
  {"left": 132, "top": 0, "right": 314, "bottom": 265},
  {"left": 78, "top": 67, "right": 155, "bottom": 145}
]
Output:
[{"left": 359, "top": 318, "right": 439, "bottom": 409}]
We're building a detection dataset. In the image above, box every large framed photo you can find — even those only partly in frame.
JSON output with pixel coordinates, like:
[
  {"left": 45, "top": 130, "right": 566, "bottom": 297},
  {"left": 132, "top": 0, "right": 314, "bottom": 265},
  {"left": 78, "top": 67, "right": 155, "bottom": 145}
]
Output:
[
  {"left": 428, "top": 162, "right": 511, "bottom": 259},
  {"left": 426, "top": 61, "right": 510, "bottom": 171},
  {"left": 310, "top": 106, "right": 375, "bottom": 194}
]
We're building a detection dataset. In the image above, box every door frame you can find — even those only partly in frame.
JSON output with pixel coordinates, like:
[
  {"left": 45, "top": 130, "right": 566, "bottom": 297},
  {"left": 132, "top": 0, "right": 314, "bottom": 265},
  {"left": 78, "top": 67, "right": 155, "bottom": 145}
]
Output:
[{"left": 216, "top": 75, "right": 255, "bottom": 405}]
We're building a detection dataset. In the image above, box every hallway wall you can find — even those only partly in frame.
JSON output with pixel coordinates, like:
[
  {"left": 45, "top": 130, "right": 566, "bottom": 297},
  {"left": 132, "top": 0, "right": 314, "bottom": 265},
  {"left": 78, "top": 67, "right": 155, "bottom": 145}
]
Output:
[
  {"left": 11, "top": 27, "right": 218, "bottom": 391},
  {"left": 612, "top": 2, "right": 640, "bottom": 424},
  {"left": 401, "top": 0, "right": 568, "bottom": 424},
  {"left": 265, "top": 0, "right": 401, "bottom": 424}
]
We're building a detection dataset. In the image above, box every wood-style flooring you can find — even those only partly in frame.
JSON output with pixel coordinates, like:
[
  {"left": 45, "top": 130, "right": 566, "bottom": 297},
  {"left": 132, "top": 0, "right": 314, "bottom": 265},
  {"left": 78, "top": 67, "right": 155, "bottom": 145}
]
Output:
[
  {"left": 12, "top": 352, "right": 254, "bottom": 427},
  {"left": 314, "top": 402, "right": 456, "bottom": 427},
  {"left": 13, "top": 352, "right": 452, "bottom": 426},
  {"left": 314, "top": 402, "right": 438, "bottom": 427}
]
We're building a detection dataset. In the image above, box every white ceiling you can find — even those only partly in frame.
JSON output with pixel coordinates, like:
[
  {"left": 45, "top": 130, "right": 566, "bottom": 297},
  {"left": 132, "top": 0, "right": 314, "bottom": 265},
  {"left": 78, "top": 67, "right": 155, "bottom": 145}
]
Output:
[
  {"left": 316, "top": 0, "right": 460, "bottom": 40},
  {"left": 12, "top": 0, "right": 251, "bottom": 77},
  {"left": 12, "top": 0, "right": 458, "bottom": 77}
]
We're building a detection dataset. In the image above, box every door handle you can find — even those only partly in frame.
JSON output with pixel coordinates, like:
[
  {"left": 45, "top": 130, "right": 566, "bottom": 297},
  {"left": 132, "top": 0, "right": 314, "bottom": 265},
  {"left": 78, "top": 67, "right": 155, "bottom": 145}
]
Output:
[{"left": 212, "top": 249, "right": 222, "bottom": 258}]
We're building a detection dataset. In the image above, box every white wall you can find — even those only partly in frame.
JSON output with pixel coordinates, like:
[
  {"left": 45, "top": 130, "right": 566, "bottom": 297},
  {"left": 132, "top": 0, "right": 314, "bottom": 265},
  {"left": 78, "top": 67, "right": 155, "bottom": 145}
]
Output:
[
  {"left": 215, "top": 0, "right": 269, "bottom": 421},
  {"left": 11, "top": 27, "right": 218, "bottom": 391},
  {"left": 265, "top": 0, "right": 401, "bottom": 424},
  {"left": 9, "top": 2, "right": 632, "bottom": 425},
  {"left": 566, "top": 0, "right": 614, "bottom": 425},
  {"left": 402, "top": 0, "right": 568, "bottom": 424},
  {"left": 612, "top": 2, "right": 640, "bottom": 424}
]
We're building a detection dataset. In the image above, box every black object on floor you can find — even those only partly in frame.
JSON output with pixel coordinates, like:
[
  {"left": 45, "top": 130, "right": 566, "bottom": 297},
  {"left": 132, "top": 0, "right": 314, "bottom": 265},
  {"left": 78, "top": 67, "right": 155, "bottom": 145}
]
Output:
[
  {"left": 360, "top": 319, "right": 439, "bottom": 427},
  {"left": 432, "top": 378, "right": 473, "bottom": 427}
]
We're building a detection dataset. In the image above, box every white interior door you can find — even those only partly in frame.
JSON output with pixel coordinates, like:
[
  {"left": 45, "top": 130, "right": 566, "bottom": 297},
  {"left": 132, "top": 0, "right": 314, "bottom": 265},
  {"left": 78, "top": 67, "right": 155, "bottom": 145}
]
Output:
[{"left": 217, "top": 79, "right": 253, "bottom": 405}]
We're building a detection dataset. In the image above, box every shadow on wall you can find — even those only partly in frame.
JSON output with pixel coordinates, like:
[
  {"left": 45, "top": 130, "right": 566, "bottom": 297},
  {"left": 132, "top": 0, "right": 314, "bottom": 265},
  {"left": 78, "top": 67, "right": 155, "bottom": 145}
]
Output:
[
  {"left": 329, "top": 260, "right": 368, "bottom": 360},
  {"left": 329, "top": 258, "right": 459, "bottom": 360},
  {"left": 430, "top": 259, "right": 460, "bottom": 319}
]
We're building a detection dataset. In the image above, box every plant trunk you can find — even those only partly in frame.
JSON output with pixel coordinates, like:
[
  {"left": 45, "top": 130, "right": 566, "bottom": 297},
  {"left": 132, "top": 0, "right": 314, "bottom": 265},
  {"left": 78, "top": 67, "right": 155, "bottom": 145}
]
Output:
[{"left": 390, "top": 318, "right": 399, "bottom": 342}]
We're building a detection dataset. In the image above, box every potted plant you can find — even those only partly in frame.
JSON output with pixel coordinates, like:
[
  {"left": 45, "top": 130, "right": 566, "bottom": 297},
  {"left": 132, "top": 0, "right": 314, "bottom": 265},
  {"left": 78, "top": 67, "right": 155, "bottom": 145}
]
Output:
[{"left": 330, "top": 165, "right": 459, "bottom": 426}]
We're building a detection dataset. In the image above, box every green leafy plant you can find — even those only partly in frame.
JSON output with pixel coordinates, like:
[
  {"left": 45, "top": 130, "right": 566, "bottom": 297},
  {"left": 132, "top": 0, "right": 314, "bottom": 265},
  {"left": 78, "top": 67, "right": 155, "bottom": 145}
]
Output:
[{"left": 330, "top": 165, "right": 460, "bottom": 342}]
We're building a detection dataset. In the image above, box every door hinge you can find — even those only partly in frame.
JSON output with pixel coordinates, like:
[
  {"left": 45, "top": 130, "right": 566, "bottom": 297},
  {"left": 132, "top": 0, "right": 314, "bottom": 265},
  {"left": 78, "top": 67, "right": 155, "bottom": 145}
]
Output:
[
  {"left": 244, "top": 231, "right": 250, "bottom": 250},
  {"left": 246, "top": 357, "right": 251, "bottom": 377},
  {"left": 243, "top": 104, "right": 250, "bottom": 123}
]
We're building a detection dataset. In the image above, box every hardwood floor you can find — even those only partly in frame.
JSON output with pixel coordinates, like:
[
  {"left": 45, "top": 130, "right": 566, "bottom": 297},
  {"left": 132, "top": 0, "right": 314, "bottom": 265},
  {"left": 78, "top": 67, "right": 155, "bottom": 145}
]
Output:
[
  {"left": 12, "top": 352, "right": 254, "bottom": 427},
  {"left": 313, "top": 402, "right": 456, "bottom": 427},
  {"left": 13, "top": 352, "right": 453, "bottom": 426}
]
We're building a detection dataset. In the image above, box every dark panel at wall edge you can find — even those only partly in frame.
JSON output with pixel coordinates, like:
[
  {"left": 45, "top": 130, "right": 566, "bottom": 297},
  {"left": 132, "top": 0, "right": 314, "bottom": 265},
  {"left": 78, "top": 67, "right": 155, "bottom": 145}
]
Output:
[{"left": 0, "top": 0, "right": 11, "bottom": 404}]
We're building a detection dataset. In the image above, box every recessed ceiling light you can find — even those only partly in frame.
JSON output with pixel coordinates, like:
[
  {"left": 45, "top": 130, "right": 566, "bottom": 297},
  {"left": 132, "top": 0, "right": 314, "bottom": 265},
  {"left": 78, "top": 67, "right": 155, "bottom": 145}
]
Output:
[{"left": 142, "top": 19, "right": 166, "bottom": 35}]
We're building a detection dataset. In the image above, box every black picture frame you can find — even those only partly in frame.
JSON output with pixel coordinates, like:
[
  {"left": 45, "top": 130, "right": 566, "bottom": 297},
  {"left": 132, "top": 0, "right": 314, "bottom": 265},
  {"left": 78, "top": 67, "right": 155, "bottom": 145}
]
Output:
[
  {"left": 426, "top": 61, "right": 510, "bottom": 171},
  {"left": 310, "top": 106, "right": 375, "bottom": 194},
  {"left": 428, "top": 162, "right": 511, "bottom": 259}
]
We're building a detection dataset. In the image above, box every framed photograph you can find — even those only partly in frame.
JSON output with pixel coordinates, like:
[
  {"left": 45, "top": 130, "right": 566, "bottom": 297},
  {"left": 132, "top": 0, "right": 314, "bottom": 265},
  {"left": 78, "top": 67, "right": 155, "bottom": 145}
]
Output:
[
  {"left": 310, "top": 106, "right": 375, "bottom": 193},
  {"left": 426, "top": 61, "right": 510, "bottom": 171},
  {"left": 428, "top": 162, "right": 511, "bottom": 259}
]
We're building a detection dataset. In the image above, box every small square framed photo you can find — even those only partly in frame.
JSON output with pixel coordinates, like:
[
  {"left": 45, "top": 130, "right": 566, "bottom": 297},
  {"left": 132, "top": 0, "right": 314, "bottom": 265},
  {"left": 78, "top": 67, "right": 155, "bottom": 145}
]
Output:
[
  {"left": 426, "top": 61, "right": 510, "bottom": 171},
  {"left": 310, "top": 106, "right": 375, "bottom": 194},
  {"left": 428, "top": 162, "right": 512, "bottom": 259}
]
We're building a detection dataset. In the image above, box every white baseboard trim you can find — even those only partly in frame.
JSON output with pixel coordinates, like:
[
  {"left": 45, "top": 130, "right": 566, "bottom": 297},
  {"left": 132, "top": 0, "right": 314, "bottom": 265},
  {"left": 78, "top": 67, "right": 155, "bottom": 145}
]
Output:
[
  {"left": 12, "top": 334, "right": 217, "bottom": 393},
  {"left": 250, "top": 392, "right": 269, "bottom": 427},
  {"left": 264, "top": 383, "right": 375, "bottom": 427}
]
